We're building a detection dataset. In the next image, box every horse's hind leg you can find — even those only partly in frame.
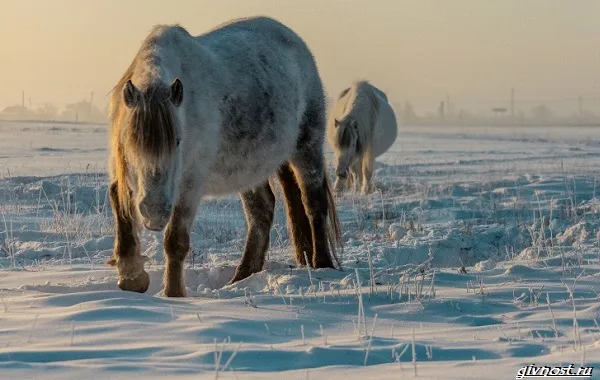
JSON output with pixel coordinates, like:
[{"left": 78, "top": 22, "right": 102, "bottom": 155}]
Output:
[
  {"left": 291, "top": 99, "right": 339, "bottom": 269},
  {"left": 277, "top": 163, "right": 313, "bottom": 266},
  {"left": 290, "top": 156, "right": 335, "bottom": 268},
  {"left": 106, "top": 182, "right": 150, "bottom": 293},
  {"left": 229, "top": 181, "right": 276, "bottom": 284}
]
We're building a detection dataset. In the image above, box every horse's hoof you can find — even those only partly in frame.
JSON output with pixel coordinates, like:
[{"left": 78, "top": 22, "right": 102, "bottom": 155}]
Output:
[
  {"left": 313, "top": 259, "right": 335, "bottom": 269},
  {"left": 228, "top": 270, "right": 252, "bottom": 285},
  {"left": 163, "top": 287, "right": 187, "bottom": 297},
  {"left": 227, "top": 275, "right": 244, "bottom": 286},
  {"left": 117, "top": 271, "right": 150, "bottom": 293}
]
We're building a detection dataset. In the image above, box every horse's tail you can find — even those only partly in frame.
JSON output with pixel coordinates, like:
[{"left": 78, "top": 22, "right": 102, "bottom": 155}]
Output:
[{"left": 324, "top": 173, "right": 343, "bottom": 269}]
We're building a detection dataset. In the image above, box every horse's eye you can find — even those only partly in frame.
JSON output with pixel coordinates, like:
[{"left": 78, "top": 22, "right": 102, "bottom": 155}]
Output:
[{"left": 176, "top": 138, "right": 181, "bottom": 147}]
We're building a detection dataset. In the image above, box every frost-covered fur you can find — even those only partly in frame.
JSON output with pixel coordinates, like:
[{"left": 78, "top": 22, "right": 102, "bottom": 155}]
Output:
[
  {"left": 107, "top": 16, "right": 342, "bottom": 297},
  {"left": 327, "top": 80, "right": 398, "bottom": 194}
]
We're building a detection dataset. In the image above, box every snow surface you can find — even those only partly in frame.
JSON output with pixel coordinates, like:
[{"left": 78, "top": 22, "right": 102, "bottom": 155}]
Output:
[{"left": 0, "top": 121, "right": 599, "bottom": 379}]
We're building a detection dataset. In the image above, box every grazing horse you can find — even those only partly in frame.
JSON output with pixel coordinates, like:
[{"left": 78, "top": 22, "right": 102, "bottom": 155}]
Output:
[
  {"left": 106, "top": 16, "right": 342, "bottom": 297},
  {"left": 327, "top": 80, "right": 397, "bottom": 194}
]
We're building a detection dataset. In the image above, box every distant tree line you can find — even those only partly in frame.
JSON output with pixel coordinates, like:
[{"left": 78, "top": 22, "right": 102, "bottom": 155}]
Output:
[
  {"left": 4, "top": 96, "right": 599, "bottom": 127},
  {"left": 0, "top": 100, "right": 108, "bottom": 123},
  {"left": 393, "top": 101, "right": 600, "bottom": 127}
]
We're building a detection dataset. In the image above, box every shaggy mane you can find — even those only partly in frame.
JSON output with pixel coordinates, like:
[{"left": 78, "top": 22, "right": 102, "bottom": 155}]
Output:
[{"left": 107, "top": 25, "right": 185, "bottom": 217}]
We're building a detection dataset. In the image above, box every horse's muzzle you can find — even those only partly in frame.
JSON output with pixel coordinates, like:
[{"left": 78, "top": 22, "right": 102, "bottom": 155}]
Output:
[
  {"left": 138, "top": 199, "right": 172, "bottom": 232},
  {"left": 142, "top": 219, "right": 168, "bottom": 232}
]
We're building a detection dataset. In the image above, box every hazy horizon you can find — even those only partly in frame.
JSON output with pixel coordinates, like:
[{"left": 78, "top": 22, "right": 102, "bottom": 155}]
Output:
[{"left": 1, "top": 0, "right": 599, "bottom": 116}]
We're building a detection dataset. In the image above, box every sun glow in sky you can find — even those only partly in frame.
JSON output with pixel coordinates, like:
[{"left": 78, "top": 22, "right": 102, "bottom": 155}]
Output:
[{"left": 1, "top": 0, "right": 599, "bottom": 114}]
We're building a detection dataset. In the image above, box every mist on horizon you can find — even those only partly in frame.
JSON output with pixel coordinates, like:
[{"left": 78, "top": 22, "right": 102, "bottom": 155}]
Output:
[{"left": 1, "top": 0, "right": 599, "bottom": 121}]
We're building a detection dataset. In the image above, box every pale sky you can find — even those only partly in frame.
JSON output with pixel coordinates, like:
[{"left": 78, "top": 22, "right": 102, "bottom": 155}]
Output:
[{"left": 1, "top": 0, "right": 599, "bottom": 115}]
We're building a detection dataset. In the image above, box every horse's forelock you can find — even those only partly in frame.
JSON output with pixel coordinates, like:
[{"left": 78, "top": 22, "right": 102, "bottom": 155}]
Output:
[
  {"left": 339, "top": 82, "right": 380, "bottom": 153},
  {"left": 337, "top": 121, "right": 355, "bottom": 149},
  {"left": 108, "top": 25, "right": 184, "bottom": 218},
  {"left": 123, "top": 83, "right": 178, "bottom": 165}
]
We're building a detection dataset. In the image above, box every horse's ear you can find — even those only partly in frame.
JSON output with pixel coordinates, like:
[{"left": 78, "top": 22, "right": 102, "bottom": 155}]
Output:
[
  {"left": 170, "top": 78, "right": 183, "bottom": 107},
  {"left": 123, "top": 80, "right": 140, "bottom": 108},
  {"left": 334, "top": 119, "right": 340, "bottom": 128}
]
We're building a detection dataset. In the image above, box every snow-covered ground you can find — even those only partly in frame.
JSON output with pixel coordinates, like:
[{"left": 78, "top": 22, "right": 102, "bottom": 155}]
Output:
[{"left": 0, "top": 121, "right": 599, "bottom": 379}]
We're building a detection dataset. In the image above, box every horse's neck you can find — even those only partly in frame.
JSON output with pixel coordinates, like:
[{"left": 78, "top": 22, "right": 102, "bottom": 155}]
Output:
[
  {"left": 186, "top": 39, "right": 239, "bottom": 97},
  {"left": 340, "top": 90, "right": 364, "bottom": 120},
  {"left": 173, "top": 40, "right": 232, "bottom": 103}
]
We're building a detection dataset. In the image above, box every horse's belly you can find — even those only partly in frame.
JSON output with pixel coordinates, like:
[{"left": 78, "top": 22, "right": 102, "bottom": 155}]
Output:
[
  {"left": 373, "top": 126, "right": 397, "bottom": 157},
  {"left": 204, "top": 144, "right": 292, "bottom": 195},
  {"left": 206, "top": 166, "right": 280, "bottom": 194}
]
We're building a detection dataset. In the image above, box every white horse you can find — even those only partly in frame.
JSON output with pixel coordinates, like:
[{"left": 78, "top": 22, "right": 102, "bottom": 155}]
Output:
[
  {"left": 327, "top": 80, "right": 397, "bottom": 194},
  {"left": 106, "top": 17, "right": 342, "bottom": 297}
]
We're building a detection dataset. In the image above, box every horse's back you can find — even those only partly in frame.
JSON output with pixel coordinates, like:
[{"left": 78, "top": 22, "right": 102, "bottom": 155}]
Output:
[
  {"left": 194, "top": 17, "right": 326, "bottom": 195},
  {"left": 199, "top": 16, "right": 321, "bottom": 104},
  {"left": 203, "top": 16, "right": 294, "bottom": 36},
  {"left": 199, "top": 16, "right": 313, "bottom": 61}
]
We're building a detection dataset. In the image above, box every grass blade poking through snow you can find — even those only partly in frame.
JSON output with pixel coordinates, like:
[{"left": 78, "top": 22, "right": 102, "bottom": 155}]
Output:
[
  {"left": 364, "top": 313, "right": 378, "bottom": 366},
  {"left": 367, "top": 247, "right": 375, "bottom": 297},
  {"left": 354, "top": 268, "right": 367, "bottom": 340},
  {"left": 303, "top": 251, "right": 315, "bottom": 294},
  {"left": 546, "top": 293, "right": 559, "bottom": 339},
  {"left": 219, "top": 341, "right": 243, "bottom": 376},
  {"left": 412, "top": 328, "right": 417, "bottom": 377}
]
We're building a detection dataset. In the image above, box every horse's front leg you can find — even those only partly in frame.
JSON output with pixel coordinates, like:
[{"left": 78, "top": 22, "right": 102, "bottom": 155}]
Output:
[
  {"left": 162, "top": 201, "right": 198, "bottom": 297},
  {"left": 106, "top": 182, "right": 150, "bottom": 293},
  {"left": 361, "top": 152, "right": 375, "bottom": 195},
  {"left": 350, "top": 159, "right": 362, "bottom": 193},
  {"left": 162, "top": 176, "right": 206, "bottom": 297},
  {"left": 345, "top": 173, "right": 353, "bottom": 190},
  {"left": 333, "top": 173, "right": 346, "bottom": 195}
]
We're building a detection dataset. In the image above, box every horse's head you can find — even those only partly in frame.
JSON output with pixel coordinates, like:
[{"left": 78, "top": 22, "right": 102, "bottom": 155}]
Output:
[
  {"left": 332, "top": 117, "right": 360, "bottom": 180},
  {"left": 120, "top": 77, "right": 184, "bottom": 231}
]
